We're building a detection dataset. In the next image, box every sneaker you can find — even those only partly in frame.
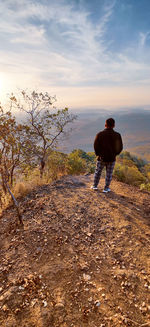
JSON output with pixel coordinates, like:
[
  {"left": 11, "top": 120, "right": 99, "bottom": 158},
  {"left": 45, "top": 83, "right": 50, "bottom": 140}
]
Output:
[
  {"left": 91, "top": 186, "right": 98, "bottom": 190},
  {"left": 103, "top": 188, "right": 111, "bottom": 193}
]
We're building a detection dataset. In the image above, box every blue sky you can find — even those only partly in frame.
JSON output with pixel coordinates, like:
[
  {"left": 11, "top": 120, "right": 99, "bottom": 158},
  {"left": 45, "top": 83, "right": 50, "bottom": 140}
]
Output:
[{"left": 0, "top": 0, "right": 150, "bottom": 109}]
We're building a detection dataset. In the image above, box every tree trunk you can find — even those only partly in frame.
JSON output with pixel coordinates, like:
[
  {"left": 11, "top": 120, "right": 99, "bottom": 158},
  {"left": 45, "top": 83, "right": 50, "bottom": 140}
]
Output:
[
  {"left": 40, "top": 158, "right": 45, "bottom": 178},
  {"left": 10, "top": 166, "right": 15, "bottom": 186},
  {"left": 5, "top": 182, "right": 23, "bottom": 225}
]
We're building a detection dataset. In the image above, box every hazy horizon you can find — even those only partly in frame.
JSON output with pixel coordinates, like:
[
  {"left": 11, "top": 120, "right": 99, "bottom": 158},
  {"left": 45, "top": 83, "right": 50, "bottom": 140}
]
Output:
[{"left": 61, "top": 109, "right": 150, "bottom": 161}]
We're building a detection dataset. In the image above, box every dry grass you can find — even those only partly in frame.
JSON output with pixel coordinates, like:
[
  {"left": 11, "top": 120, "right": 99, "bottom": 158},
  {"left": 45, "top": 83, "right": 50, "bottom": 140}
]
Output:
[
  {"left": 0, "top": 167, "right": 66, "bottom": 214},
  {"left": 0, "top": 174, "right": 51, "bottom": 213},
  {"left": 13, "top": 177, "right": 46, "bottom": 198}
]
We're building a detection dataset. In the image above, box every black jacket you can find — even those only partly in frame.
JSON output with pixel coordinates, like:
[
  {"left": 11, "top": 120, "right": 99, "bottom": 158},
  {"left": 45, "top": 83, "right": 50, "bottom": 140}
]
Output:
[{"left": 94, "top": 128, "right": 123, "bottom": 162}]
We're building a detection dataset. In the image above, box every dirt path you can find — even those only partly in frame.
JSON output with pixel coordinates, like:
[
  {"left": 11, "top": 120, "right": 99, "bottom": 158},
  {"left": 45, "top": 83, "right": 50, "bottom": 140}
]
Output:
[{"left": 0, "top": 175, "right": 150, "bottom": 327}]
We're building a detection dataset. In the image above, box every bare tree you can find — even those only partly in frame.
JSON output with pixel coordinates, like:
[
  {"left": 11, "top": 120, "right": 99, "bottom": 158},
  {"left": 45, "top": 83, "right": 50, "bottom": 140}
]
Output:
[{"left": 10, "top": 91, "right": 76, "bottom": 177}]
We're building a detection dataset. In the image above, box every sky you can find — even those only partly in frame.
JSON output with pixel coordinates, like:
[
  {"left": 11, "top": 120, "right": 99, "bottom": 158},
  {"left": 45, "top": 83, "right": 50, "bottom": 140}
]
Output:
[{"left": 1, "top": 0, "right": 150, "bottom": 110}]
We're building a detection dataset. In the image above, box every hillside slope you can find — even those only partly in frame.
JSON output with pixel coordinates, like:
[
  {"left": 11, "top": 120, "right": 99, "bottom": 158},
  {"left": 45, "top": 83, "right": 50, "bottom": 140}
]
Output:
[{"left": 0, "top": 175, "right": 150, "bottom": 327}]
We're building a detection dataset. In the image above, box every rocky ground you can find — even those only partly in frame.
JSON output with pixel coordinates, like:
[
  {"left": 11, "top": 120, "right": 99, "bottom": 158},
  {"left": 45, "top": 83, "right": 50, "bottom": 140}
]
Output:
[{"left": 0, "top": 174, "right": 150, "bottom": 327}]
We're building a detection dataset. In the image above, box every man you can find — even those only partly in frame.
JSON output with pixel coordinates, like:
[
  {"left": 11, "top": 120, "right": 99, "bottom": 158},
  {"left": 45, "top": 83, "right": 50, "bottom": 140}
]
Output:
[{"left": 91, "top": 118, "right": 123, "bottom": 193}]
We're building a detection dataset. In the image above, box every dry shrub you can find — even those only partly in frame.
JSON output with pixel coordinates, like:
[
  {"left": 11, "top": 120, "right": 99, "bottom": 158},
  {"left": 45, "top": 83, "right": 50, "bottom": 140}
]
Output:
[
  {"left": 0, "top": 190, "right": 10, "bottom": 210},
  {"left": 0, "top": 173, "right": 52, "bottom": 216},
  {"left": 13, "top": 181, "right": 32, "bottom": 198},
  {"left": 13, "top": 175, "right": 48, "bottom": 198}
]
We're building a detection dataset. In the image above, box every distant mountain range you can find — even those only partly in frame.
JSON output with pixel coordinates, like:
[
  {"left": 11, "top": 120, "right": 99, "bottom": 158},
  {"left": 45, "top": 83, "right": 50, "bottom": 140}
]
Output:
[{"left": 63, "top": 109, "right": 150, "bottom": 161}]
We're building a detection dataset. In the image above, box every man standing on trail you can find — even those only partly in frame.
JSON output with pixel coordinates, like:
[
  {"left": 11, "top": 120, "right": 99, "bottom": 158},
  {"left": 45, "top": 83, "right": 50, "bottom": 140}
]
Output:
[{"left": 91, "top": 118, "right": 123, "bottom": 193}]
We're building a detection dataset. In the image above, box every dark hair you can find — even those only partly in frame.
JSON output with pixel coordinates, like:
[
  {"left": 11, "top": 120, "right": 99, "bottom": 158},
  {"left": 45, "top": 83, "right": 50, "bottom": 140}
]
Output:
[{"left": 106, "top": 118, "right": 115, "bottom": 128}]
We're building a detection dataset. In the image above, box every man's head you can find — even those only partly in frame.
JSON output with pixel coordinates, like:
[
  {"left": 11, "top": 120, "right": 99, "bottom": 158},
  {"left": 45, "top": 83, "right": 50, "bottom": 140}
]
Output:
[{"left": 105, "top": 118, "right": 115, "bottom": 129}]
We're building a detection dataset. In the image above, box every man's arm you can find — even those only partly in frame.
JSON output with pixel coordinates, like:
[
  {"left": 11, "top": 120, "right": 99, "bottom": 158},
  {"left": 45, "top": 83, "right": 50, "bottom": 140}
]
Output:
[
  {"left": 115, "top": 133, "right": 123, "bottom": 155},
  {"left": 94, "top": 133, "right": 101, "bottom": 156}
]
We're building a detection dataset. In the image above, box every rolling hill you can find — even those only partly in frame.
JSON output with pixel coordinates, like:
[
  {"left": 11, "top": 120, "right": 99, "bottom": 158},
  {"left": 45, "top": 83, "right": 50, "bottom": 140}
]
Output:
[{"left": 64, "top": 109, "right": 150, "bottom": 161}]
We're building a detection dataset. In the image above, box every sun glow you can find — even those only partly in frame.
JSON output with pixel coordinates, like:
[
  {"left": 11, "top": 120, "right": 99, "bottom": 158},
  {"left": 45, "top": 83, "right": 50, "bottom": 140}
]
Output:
[
  {"left": 0, "top": 73, "right": 12, "bottom": 104},
  {"left": 0, "top": 75, "right": 3, "bottom": 93},
  {"left": 0, "top": 74, "right": 6, "bottom": 102}
]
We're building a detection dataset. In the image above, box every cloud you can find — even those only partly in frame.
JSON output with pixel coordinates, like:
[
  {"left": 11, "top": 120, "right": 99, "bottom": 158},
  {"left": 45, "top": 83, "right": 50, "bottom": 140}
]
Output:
[
  {"left": 0, "top": 0, "right": 150, "bottom": 108},
  {"left": 11, "top": 25, "right": 46, "bottom": 45},
  {"left": 139, "top": 31, "right": 150, "bottom": 48},
  {"left": 0, "top": 0, "right": 115, "bottom": 82}
]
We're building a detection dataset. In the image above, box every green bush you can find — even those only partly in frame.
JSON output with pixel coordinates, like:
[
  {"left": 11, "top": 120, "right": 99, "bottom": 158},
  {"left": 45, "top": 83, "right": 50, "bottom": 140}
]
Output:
[
  {"left": 71, "top": 149, "right": 89, "bottom": 160},
  {"left": 66, "top": 151, "right": 86, "bottom": 175},
  {"left": 67, "top": 149, "right": 96, "bottom": 174},
  {"left": 147, "top": 172, "right": 150, "bottom": 181},
  {"left": 140, "top": 183, "right": 150, "bottom": 191},
  {"left": 46, "top": 151, "right": 67, "bottom": 180},
  {"left": 114, "top": 163, "right": 146, "bottom": 186},
  {"left": 86, "top": 152, "right": 96, "bottom": 173},
  {"left": 143, "top": 164, "right": 150, "bottom": 180},
  {"left": 119, "top": 151, "right": 146, "bottom": 169}
]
